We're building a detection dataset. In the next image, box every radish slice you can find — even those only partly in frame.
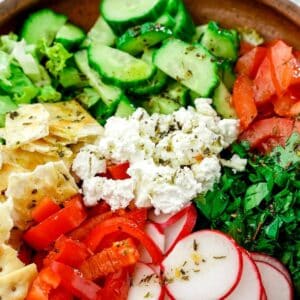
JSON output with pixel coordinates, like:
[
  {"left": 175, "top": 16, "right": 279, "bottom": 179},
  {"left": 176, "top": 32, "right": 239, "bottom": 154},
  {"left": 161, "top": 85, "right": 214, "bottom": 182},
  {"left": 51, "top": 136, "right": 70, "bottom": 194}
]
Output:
[
  {"left": 227, "top": 249, "right": 263, "bottom": 300},
  {"left": 164, "top": 205, "right": 197, "bottom": 254},
  {"left": 128, "top": 262, "right": 162, "bottom": 300},
  {"left": 162, "top": 230, "right": 242, "bottom": 300},
  {"left": 139, "top": 222, "right": 165, "bottom": 263},
  {"left": 251, "top": 252, "right": 292, "bottom": 285},
  {"left": 256, "top": 261, "right": 293, "bottom": 300}
]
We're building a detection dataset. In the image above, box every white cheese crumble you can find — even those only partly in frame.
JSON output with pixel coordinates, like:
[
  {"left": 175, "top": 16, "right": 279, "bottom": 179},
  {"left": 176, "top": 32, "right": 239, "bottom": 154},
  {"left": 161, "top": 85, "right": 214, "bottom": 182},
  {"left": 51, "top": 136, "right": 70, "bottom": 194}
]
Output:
[
  {"left": 73, "top": 99, "right": 242, "bottom": 214},
  {"left": 220, "top": 154, "right": 248, "bottom": 173}
]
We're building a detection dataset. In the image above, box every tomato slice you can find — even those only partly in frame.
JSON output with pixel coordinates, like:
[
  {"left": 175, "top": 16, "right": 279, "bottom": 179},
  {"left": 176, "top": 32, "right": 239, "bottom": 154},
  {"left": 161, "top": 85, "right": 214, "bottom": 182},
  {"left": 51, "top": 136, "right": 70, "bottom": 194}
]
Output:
[
  {"left": 236, "top": 47, "right": 267, "bottom": 79},
  {"left": 239, "top": 117, "right": 294, "bottom": 149},
  {"left": 239, "top": 41, "right": 255, "bottom": 56},
  {"left": 253, "top": 56, "right": 276, "bottom": 105},
  {"left": 49, "top": 287, "right": 73, "bottom": 300},
  {"left": 290, "top": 101, "right": 300, "bottom": 116},
  {"left": 232, "top": 75, "right": 258, "bottom": 130},
  {"left": 272, "top": 92, "right": 297, "bottom": 117}
]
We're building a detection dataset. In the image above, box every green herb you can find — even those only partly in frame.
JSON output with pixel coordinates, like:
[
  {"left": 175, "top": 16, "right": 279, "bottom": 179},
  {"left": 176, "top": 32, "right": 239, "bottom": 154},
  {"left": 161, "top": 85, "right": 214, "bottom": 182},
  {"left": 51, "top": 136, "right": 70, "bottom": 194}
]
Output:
[{"left": 194, "top": 133, "right": 300, "bottom": 294}]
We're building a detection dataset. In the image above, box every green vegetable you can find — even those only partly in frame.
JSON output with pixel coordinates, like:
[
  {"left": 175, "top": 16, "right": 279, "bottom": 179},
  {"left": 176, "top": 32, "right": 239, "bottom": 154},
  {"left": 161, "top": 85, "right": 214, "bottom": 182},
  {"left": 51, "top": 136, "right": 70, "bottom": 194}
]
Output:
[
  {"left": 76, "top": 87, "right": 101, "bottom": 108},
  {"left": 37, "top": 85, "right": 62, "bottom": 103},
  {"left": 195, "top": 133, "right": 300, "bottom": 294}
]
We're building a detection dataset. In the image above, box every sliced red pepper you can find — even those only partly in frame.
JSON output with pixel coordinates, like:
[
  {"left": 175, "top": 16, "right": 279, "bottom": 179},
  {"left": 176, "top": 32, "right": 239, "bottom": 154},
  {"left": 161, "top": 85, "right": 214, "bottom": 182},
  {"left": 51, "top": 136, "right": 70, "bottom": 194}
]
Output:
[
  {"left": 44, "top": 235, "right": 91, "bottom": 268},
  {"left": 88, "top": 201, "right": 111, "bottom": 217},
  {"left": 80, "top": 238, "right": 139, "bottom": 281},
  {"left": 24, "top": 195, "right": 87, "bottom": 250},
  {"left": 33, "top": 251, "right": 48, "bottom": 272},
  {"left": 107, "top": 162, "right": 130, "bottom": 180},
  {"left": 32, "top": 197, "right": 61, "bottom": 223},
  {"left": 84, "top": 217, "right": 163, "bottom": 264},
  {"left": 236, "top": 46, "right": 267, "bottom": 79},
  {"left": 49, "top": 287, "right": 73, "bottom": 300},
  {"left": 18, "top": 243, "right": 33, "bottom": 265},
  {"left": 239, "top": 117, "right": 294, "bottom": 150},
  {"left": 232, "top": 75, "right": 258, "bottom": 131},
  {"left": 26, "top": 267, "right": 61, "bottom": 300},
  {"left": 50, "top": 261, "right": 102, "bottom": 300},
  {"left": 272, "top": 92, "right": 296, "bottom": 117},
  {"left": 102, "top": 269, "right": 130, "bottom": 300},
  {"left": 119, "top": 208, "right": 148, "bottom": 229},
  {"left": 69, "top": 211, "right": 115, "bottom": 241}
]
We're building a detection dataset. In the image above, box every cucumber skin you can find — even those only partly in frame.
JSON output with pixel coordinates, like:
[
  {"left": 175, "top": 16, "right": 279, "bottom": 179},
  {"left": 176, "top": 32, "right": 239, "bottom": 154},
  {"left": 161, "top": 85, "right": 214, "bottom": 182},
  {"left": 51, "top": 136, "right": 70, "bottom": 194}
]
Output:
[
  {"left": 56, "top": 24, "right": 86, "bottom": 50},
  {"left": 100, "top": 0, "right": 167, "bottom": 35},
  {"left": 166, "top": 0, "right": 181, "bottom": 16},
  {"left": 88, "top": 45, "right": 156, "bottom": 89}
]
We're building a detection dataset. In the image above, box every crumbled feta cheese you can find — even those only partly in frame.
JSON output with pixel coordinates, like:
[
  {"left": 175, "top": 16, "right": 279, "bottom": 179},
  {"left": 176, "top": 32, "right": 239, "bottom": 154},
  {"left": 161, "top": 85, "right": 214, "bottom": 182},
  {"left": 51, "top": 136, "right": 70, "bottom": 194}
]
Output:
[
  {"left": 82, "top": 177, "right": 134, "bottom": 210},
  {"left": 72, "top": 145, "right": 106, "bottom": 180},
  {"left": 74, "top": 99, "right": 243, "bottom": 213},
  {"left": 220, "top": 154, "right": 248, "bottom": 173}
]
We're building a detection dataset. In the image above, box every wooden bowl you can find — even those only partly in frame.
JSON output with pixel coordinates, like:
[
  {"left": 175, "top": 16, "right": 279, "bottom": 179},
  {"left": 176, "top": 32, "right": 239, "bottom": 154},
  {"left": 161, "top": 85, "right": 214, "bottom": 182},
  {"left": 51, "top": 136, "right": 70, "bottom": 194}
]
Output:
[{"left": 0, "top": 0, "right": 299, "bottom": 48}]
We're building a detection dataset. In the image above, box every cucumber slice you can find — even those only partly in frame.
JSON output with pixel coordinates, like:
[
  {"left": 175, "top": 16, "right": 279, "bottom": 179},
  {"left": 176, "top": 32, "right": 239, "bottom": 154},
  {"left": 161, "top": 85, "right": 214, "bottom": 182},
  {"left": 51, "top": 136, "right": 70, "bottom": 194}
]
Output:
[
  {"left": 142, "top": 95, "right": 181, "bottom": 115},
  {"left": 117, "top": 22, "right": 172, "bottom": 56},
  {"left": 101, "top": 0, "right": 167, "bottom": 34},
  {"left": 81, "top": 17, "right": 116, "bottom": 48},
  {"left": 166, "top": 0, "right": 180, "bottom": 16},
  {"left": 0, "top": 95, "right": 18, "bottom": 127},
  {"left": 163, "top": 81, "right": 189, "bottom": 106},
  {"left": 201, "top": 21, "right": 239, "bottom": 61},
  {"left": 156, "top": 13, "right": 176, "bottom": 29},
  {"left": 173, "top": 3, "right": 195, "bottom": 41},
  {"left": 115, "top": 97, "right": 136, "bottom": 117},
  {"left": 88, "top": 43, "right": 156, "bottom": 88},
  {"left": 219, "top": 60, "right": 236, "bottom": 91},
  {"left": 59, "top": 66, "right": 85, "bottom": 88},
  {"left": 76, "top": 87, "right": 101, "bottom": 109},
  {"left": 74, "top": 50, "right": 123, "bottom": 106},
  {"left": 56, "top": 23, "right": 85, "bottom": 50},
  {"left": 21, "top": 9, "right": 67, "bottom": 45},
  {"left": 192, "top": 24, "right": 208, "bottom": 42},
  {"left": 213, "top": 81, "right": 237, "bottom": 118},
  {"left": 154, "top": 39, "right": 219, "bottom": 97}
]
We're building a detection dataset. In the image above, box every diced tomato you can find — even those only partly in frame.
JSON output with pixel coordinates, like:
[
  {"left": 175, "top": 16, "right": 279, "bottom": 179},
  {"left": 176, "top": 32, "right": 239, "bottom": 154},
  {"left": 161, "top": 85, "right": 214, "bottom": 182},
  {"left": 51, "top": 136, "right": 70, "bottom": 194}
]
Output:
[
  {"left": 294, "top": 120, "right": 300, "bottom": 133},
  {"left": 44, "top": 235, "right": 91, "bottom": 268},
  {"left": 23, "top": 195, "right": 87, "bottom": 250},
  {"left": 269, "top": 40, "right": 294, "bottom": 96},
  {"left": 257, "top": 136, "right": 285, "bottom": 154},
  {"left": 84, "top": 217, "right": 163, "bottom": 264},
  {"left": 290, "top": 101, "right": 300, "bottom": 116},
  {"left": 272, "top": 93, "right": 297, "bottom": 117},
  {"left": 256, "top": 103, "right": 275, "bottom": 120},
  {"left": 232, "top": 75, "right": 258, "bottom": 130},
  {"left": 80, "top": 238, "right": 139, "bottom": 281},
  {"left": 239, "top": 117, "right": 294, "bottom": 150},
  {"left": 253, "top": 56, "right": 276, "bottom": 105},
  {"left": 32, "top": 197, "right": 61, "bottom": 223},
  {"left": 50, "top": 261, "right": 102, "bottom": 300},
  {"left": 239, "top": 41, "right": 255, "bottom": 56},
  {"left": 102, "top": 269, "right": 130, "bottom": 300},
  {"left": 49, "top": 287, "right": 73, "bottom": 300},
  {"left": 26, "top": 267, "right": 61, "bottom": 300},
  {"left": 235, "top": 47, "right": 267, "bottom": 79},
  {"left": 88, "top": 201, "right": 111, "bottom": 217},
  {"left": 69, "top": 211, "right": 115, "bottom": 241},
  {"left": 107, "top": 162, "right": 130, "bottom": 180}
]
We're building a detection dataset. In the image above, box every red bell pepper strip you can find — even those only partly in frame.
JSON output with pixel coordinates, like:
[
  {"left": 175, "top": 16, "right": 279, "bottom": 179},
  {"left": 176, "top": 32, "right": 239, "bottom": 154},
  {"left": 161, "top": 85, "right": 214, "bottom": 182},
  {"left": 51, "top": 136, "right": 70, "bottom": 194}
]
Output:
[
  {"left": 239, "top": 117, "right": 294, "bottom": 150},
  {"left": 26, "top": 267, "right": 61, "bottom": 300},
  {"left": 118, "top": 208, "right": 148, "bottom": 229},
  {"left": 80, "top": 238, "right": 139, "bottom": 281},
  {"left": 107, "top": 162, "right": 130, "bottom": 180},
  {"left": 23, "top": 195, "right": 87, "bottom": 250},
  {"left": 44, "top": 235, "right": 91, "bottom": 268},
  {"left": 84, "top": 217, "right": 163, "bottom": 264},
  {"left": 101, "top": 269, "right": 130, "bottom": 300},
  {"left": 32, "top": 197, "right": 61, "bottom": 223},
  {"left": 232, "top": 75, "right": 258, "bottom": 131},
  {"left": 88, "top": 201, "right": 111, "bottom": 217},
  {"left": 18, "top": 243, "right": 33, "bottom": 265},
  {"left": 69, "top": 211, "right": 115, "bottom": 241},
  {"left": 50, "top": 261, "right": 102, "bottom": 300},
  {"left": 49, "top": 287, "right": 73, "bottom": 300},
  {"left": 33, "top": 251, "right": 48, "bottom": 272}
]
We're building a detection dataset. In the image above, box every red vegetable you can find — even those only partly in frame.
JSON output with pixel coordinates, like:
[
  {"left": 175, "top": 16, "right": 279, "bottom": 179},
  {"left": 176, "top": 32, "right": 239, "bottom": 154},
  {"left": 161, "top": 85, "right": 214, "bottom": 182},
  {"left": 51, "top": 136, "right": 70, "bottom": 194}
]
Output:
[
  {"left": 236, "top": 47, "right": 267, "bottom": 79},
  {"left": 272, "top": 93, "right": 296, "bottom": 117},
  {"left": 290, "top": 101, "right": 300, "bottom": 116},
  {"left": 80, "top": 238, "right": 139, "bottom": 280},
  {"left": 232, "top": 75, "right": 258, "bottom": 130},
  {"left": 24, "top": 195, "right": 87, "bottom": 250},
  {"left": 44, "top": 235, "right": 91, "bottom": 268},
  {"left": 84, "top": 217, "right": 163, "bottom": 264},
  {"left": 49, "top": 287, "right": 73, "bottom": 300},
  {"left": 32, "top": 197, "right": 61, "bottom": 223},
  {"left": 239, "top": 117, "right": 294, "bottom": 150},
  {"left": 88, "top": 201, "right": 111, "bottom": 217},
  {"left": 239, "top": 41, "right": 255, "bottom": 56},
  {"left": 107, "top": 162, "right": 130, "bottom": 180},
  {"left": 50, "top": 261, "right": 102, "bottom": 300}
]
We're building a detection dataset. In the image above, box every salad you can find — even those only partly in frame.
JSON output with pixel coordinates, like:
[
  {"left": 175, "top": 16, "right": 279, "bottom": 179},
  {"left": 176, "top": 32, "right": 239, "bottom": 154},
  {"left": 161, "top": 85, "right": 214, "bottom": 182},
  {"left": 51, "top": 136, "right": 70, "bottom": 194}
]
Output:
[{"left": 0, "top": 0, "right": 299, "bottom": 299}]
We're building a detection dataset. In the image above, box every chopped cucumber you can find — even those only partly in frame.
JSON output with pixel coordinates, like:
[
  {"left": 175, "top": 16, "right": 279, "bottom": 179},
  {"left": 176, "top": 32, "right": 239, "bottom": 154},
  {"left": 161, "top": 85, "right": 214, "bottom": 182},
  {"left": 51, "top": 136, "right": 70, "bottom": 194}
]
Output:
[
  {"left": 81, "top": 17, "right": 116, "bottom": 48},
  {"left": 156, "top": 13, "right": 176, "bottom": 29},
  {"left": 116, "top": 22, "right": 172, "bottom": 56},
  {"left": 91, "top": 99, "right": 119, "bottom": 125},
  {"left": 88, "top": 43, "right": 156, "bottom": 88},
  {"left": 0, "top": 95, "right": 18, "bottom": 127},
  {"left": 192, "top": 24, "right": 208, "bottom": 42},
  {"left": 21, "top": 9, "right": 67, "bottom": 45},
  {"left": 173, "top": 2, "right": 195, "bottom": 41},
  {"left": 56, "top": 23, "right": 86, "bottom": 50},
  {"left": 213, "top": 81, "right": 237, "bottom": 118},
  {"left": 163, "top": 81, "right": 189, "bottom": 106},
  {"left": 76, "top": 87, "right": 101, "bottom": 109},
  {"left": 74, "top": 50, "right": 123, "bottom": 106},
  {"left": 166, "top": 0, "right": 180, "bottom": 16},
  {"left": 101, "top": 0, "right": 167, "bottom": 34},
  {"left": 154, "top": 39, "right": 219, "bottom": 97},
  {"left": 201, "top": 21, "right": 239, "bottom": 61},
  {"left": 142, "top": 95, "right": 181, "bottom": 115},
  {"left": 114, "top": 97, "right": 136, "bottom": 117},
  {"left": 219, "top": 60, "right": 236, "bottom": 91},
  {"left": 59, "top": 66, "right": 85, "bottom": 88}
]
